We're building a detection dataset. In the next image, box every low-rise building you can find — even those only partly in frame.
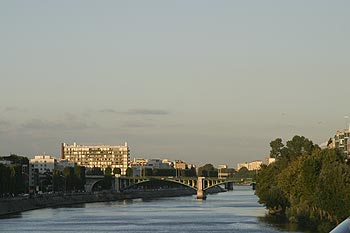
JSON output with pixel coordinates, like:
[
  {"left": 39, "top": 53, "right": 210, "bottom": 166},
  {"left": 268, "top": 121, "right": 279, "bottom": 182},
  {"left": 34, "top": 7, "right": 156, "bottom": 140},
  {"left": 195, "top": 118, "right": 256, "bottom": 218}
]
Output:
[
  {"left": 265, "top": 157, "right": 276, "bottom": 166},
  {"left": 0, "top": 160, "right": 12, "bottom": 165},
  {"left": 30, "top": 155, "right": 57, "bottom": 173},
  {"left": 130, "top": 158, "right": 148, "bottom": 167},
  {"left": 162, "top": 159, "right": 174, "bottom": 167},
  {"left": 56, "top": 159, "right": 76, "bottom": 171},
  {"left": 29, "top": 155, "right": 58, "bottom": 192},
  {"left": 147, "top": 158, "right": 171, "bottom": 169},
  {"left": 237, "top": 160, "right": 263, "bottom": 171},
  {"left": 174, "top": 160, "right": 187, "bottom": 170}
]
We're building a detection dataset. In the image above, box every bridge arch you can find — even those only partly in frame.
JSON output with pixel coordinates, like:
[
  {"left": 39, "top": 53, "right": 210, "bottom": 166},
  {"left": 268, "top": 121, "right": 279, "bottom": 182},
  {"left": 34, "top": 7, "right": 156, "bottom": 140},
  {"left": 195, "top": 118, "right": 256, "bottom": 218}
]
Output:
[
  {"left": 203, "top": 180, "right": 233, "bottom": 191},
  {"left": 121, "top": 178, "right": 197, "bottom": 191}
]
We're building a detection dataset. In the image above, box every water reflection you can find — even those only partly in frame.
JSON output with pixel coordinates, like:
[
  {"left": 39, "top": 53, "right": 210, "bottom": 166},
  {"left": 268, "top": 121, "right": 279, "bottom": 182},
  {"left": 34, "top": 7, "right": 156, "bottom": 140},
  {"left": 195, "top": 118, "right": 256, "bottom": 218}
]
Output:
[{"left": 0, "top": 187, "right": 308, "bottom": 233}]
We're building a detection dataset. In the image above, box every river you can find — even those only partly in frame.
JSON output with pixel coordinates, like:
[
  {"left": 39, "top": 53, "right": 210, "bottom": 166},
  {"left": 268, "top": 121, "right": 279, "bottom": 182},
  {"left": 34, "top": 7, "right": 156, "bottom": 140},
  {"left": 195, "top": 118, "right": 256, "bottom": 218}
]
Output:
[{"left": 0, "top": 186, "right": 307, "bottom": 233}]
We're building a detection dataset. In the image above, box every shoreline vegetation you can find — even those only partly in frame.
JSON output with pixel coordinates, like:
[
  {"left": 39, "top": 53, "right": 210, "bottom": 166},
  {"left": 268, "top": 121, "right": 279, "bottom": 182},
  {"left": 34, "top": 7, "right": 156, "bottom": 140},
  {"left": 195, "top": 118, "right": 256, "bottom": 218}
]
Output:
[{"left": 256, "top": 135, "right": 350, "bottom": 233}]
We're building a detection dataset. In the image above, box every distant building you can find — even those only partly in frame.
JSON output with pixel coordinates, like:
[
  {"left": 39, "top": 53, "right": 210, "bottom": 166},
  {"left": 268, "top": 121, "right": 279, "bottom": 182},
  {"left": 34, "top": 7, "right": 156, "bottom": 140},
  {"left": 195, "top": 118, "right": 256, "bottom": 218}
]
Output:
[
  {"left": 147, "top": 158, "right": 171, "bottom": 169},
  {"left": 218, "top": 164, "right": 229, "bottom": 178},
  {"left": 237, "top": 160, "right": 263, "bottom": 171},
  {"left": 174, "top": 160, "right": 187, "bottom": 170},
  {"left": 334, "top": 129, "right": 350, "bottom": 157},
  {"left": 0, "top": 160, "right": 12, "bottom": 165},
  {"left": 162, "top": 159, "right": 174, "bottom": 167},
  {"left": 130, "top": 158, "right": 148, "bottom": 167},
  {"left": 29, "top": 155, "right": 58, "bottom": 192},
  {"left": 131, "top": 158, "right": 173, "bottom": 177},
  {"left": 61, "top": 142, "right": 130, "bottom": 175},
  {"left": 30, "top": 155, "right": 57, "bottom": 173},
  {"left": 265, "top": 157, "right": 276, "bottom": 166},
  {"left": 56, "top": 159, "right": 76, "bottom": 171},
  {"left": 218, "top": 164, "right": 228, "bottom": 169}
]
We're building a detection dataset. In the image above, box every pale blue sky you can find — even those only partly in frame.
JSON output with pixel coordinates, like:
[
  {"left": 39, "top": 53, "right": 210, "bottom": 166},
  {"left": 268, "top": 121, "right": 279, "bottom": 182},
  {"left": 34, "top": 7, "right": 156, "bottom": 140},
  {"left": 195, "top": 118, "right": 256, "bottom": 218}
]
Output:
[{"left": 0, "top": 1, "right": 349, "bottom": 166}]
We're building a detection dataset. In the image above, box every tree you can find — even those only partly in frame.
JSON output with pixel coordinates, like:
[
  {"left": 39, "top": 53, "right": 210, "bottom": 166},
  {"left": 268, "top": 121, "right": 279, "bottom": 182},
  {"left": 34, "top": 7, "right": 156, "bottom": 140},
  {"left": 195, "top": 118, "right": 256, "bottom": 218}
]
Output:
[
  {"left": 105, "top": 167, "right": 112, "bottom": 176},
  {"left": 257, "top": 135, "right": 350, "bottom": 232},
  {"left": 113, "top": 167, "right": 121, "bottom": 175},
  {"left": 126, "top": 167, "right": 133, "bottom": 177},
  {"left": 270, "top": 138, "right": 284, "bottom": 158},
  {"left": 86, "top": 167, "right": 103, "bottom": 176},
  {"left": 255, "top": 158, "right": 289, "bottom": 215},
  {"left": 74, "top": 166, "right": 86, "bottom": 191},
  {"left": 285, "top": 135, "right": 314, "bottom": 159},
  {"left": 198, "top": 164, "right": 215, "bottom": 177}
]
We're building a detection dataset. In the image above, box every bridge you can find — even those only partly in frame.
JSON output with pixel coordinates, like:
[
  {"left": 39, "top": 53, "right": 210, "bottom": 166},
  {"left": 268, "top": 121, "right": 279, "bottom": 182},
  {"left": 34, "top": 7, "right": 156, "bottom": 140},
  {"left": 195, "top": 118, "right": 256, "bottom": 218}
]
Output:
[{"left": 85, "top": 175, "right": 241, "bottom": 199}]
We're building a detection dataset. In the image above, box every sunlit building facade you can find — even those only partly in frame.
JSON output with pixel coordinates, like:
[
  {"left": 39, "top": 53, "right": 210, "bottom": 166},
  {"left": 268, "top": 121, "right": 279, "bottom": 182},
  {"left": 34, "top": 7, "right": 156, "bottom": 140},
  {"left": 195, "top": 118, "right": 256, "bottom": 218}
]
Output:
[
  {"left": 334, "top": 129, "right": 350, "bottom": 158},
  {"left": 61, "top": 142, "right": 130, "bottom": 175},
  {"left": 237, "top": 160, "right": 263, "bottom": 171}
]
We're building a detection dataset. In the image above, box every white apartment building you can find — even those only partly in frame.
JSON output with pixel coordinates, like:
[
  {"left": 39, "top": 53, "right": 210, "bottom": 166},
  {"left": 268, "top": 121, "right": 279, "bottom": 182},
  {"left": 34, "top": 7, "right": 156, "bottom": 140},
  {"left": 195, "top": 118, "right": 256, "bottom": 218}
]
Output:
[
  {"left": 237, "top": 160, "right": 263, "bottom": 171},
  {"left": 29, "top": 155, "right": 58, "bottom": 189},
  {"left": 146, "top": 158, "right": 171, "bottom": 169},
  {"left": 30, "top": 155, "right": 57, "bottom": 173},
  {"left": 61, "top": 142, "right": 130, "bottom": 175}
]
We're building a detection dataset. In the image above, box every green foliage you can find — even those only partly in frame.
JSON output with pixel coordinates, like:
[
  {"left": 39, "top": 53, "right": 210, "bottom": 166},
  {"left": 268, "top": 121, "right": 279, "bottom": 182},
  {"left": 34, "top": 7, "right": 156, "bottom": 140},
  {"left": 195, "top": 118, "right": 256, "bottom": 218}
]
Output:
[
  {"left": 104, "top": 167, "right": 112, "bottom": 176},
  {"left": 86, "top": 167, "right": 103, "bottom": 175},
  {"left": 0, "top": 164, "right": 26, "bottom": 195},
  {"left": 113, "top": 167, "right": 121, "bottom": 175},
  {"left": 257, "top": 135, "right": 350, "bottom": 233},
  {"left": 198, "top": 164, "right": 217, "bottom": 177},
  {"left": 152, "top": 168, "right": 176, "bottom": 177},
  {"left": 126, "top": 167, "right": 133, "bottom": 177},
  {"left": 269, "top": 135, "right": 318, "bottom": 160},
  {"left": 236, "top": 167, "right": 256, "bottom": 179},
  {"left": 0, "top": 154, "right": 29, "bottom": 165},
  {"left": 270, "top": 138, "right": 284, "bottom": 158},
  {"left": 61, "top": 166, "right": 86, "bottom": 191}
]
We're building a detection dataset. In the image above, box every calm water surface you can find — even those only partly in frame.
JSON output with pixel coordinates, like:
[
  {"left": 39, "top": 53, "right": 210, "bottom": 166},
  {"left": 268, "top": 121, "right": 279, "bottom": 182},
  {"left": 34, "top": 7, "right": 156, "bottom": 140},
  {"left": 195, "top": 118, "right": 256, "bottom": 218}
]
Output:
[{"left": 0, "top": 186, "right": 305, "bottom": 233}]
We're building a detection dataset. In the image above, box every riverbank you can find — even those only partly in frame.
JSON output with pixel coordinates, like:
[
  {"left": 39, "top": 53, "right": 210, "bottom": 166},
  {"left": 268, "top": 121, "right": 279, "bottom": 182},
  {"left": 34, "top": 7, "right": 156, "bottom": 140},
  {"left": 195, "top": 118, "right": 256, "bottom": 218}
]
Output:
[{"left": 0, "top": 187, "right": 226, "bottom": 216}]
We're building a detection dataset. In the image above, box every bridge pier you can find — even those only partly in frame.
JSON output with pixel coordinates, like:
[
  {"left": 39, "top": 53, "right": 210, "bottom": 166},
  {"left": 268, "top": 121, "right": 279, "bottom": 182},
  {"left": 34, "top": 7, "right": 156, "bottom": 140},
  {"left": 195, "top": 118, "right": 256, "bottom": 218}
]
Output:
[
  {"left": 197, "top": 177, "right": 206, "bottom": 200},
  {"left": 225, "top": 182, "right": 233, "bottom": 191},
  {"left": 113, "top": 176, "right": 121, "bottom": 192}
]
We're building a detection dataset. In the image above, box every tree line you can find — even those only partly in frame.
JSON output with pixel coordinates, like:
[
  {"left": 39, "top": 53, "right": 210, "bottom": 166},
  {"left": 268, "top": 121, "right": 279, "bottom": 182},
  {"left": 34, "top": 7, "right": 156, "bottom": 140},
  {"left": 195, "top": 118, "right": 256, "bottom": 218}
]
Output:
[
  {"left": 0, "top": 164, "right": 26, "bottom": 196},
  {"left": 0, "top": 155, "right": 29, "bottom": 196},
  {"left": 256, "top": 135, "right": 350, "bottom": 232}
]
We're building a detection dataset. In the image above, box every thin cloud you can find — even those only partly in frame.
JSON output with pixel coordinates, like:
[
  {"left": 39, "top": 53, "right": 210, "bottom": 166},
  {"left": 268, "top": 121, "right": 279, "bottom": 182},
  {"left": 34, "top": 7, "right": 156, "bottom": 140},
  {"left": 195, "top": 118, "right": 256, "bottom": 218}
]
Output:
[
  {"left": 98, "top": 108, "right": 170, "bottom": 116},
  {"left": 0, "top": 120, "right": 10, "bottom": 126},
  {"left": 0, "top": 120, "right": 12, "bottom": 134},
  {"left": 122, "top": 121, "right": 155, "bottom": 128},
  {"left": 3, "top": 106, "right": 21, "bottom": 112},
  {"left": 99, "top": 109, "right": 117, "bottom": 113},
  {"left": 127, "top": 108, "right": 169, "bottom": 116},
  {"left": 21, "top": 117, "right": 90, "bottom": 131}
]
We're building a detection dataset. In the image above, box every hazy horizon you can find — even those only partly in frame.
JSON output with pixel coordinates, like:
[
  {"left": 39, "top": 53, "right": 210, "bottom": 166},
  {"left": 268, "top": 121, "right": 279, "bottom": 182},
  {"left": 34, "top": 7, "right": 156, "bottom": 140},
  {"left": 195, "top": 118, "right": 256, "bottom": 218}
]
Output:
[{"left": 1, "top": 1, "right": 349, "bottom": 167}]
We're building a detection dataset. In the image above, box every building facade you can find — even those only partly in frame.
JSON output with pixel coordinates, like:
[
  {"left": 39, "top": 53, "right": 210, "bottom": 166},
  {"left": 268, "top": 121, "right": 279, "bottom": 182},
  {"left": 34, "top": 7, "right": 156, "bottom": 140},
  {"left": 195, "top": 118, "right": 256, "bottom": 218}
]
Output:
[
  {"left": 30, "top": 155, "right": 57, "bottom": 174},
  {"left": 265, "top": 157, "right": 276, "bottom": 166},
  {"left": 237, "top": 160, "right": 263, "bottom": 171},
  {"left": 29, "top": 155, "right": 58, "bottom": 191},
  {"left": 173, "top": 160, "right": 187, "bottom": 170},
  {"left": 333, "top": 129, "right": 350, "bottom": 158},
  {"left": 61, "top": 142, "right": 130, "bottom": 175}
]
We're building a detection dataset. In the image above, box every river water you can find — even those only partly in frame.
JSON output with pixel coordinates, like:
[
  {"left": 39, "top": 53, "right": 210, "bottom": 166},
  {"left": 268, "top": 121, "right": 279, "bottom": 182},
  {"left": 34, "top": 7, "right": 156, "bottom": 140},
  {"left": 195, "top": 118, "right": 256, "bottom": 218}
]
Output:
[{"left": 0, "top": 186, "right": 305, "bottom": 233}]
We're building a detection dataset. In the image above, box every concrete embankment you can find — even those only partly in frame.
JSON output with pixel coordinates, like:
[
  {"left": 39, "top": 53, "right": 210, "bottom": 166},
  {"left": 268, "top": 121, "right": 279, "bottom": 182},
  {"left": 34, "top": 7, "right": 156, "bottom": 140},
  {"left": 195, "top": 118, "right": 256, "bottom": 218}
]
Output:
[{"left": 0, "top": 188, "right": 199, "bottom": 216}]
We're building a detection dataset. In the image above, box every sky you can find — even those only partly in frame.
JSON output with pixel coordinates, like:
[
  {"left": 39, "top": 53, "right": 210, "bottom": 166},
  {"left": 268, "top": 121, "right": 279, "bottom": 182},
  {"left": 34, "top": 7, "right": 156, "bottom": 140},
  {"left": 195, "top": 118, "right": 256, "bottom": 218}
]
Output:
[{"left": 0, "top": 0, "right": 349, "bottom": 167}]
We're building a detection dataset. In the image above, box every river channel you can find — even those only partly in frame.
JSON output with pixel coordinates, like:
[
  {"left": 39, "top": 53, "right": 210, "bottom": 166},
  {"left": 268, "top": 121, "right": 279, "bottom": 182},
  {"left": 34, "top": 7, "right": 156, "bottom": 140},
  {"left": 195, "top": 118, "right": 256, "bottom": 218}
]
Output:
[{"left": 0, "top": 186, "right": 307, "bottom": 233}]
